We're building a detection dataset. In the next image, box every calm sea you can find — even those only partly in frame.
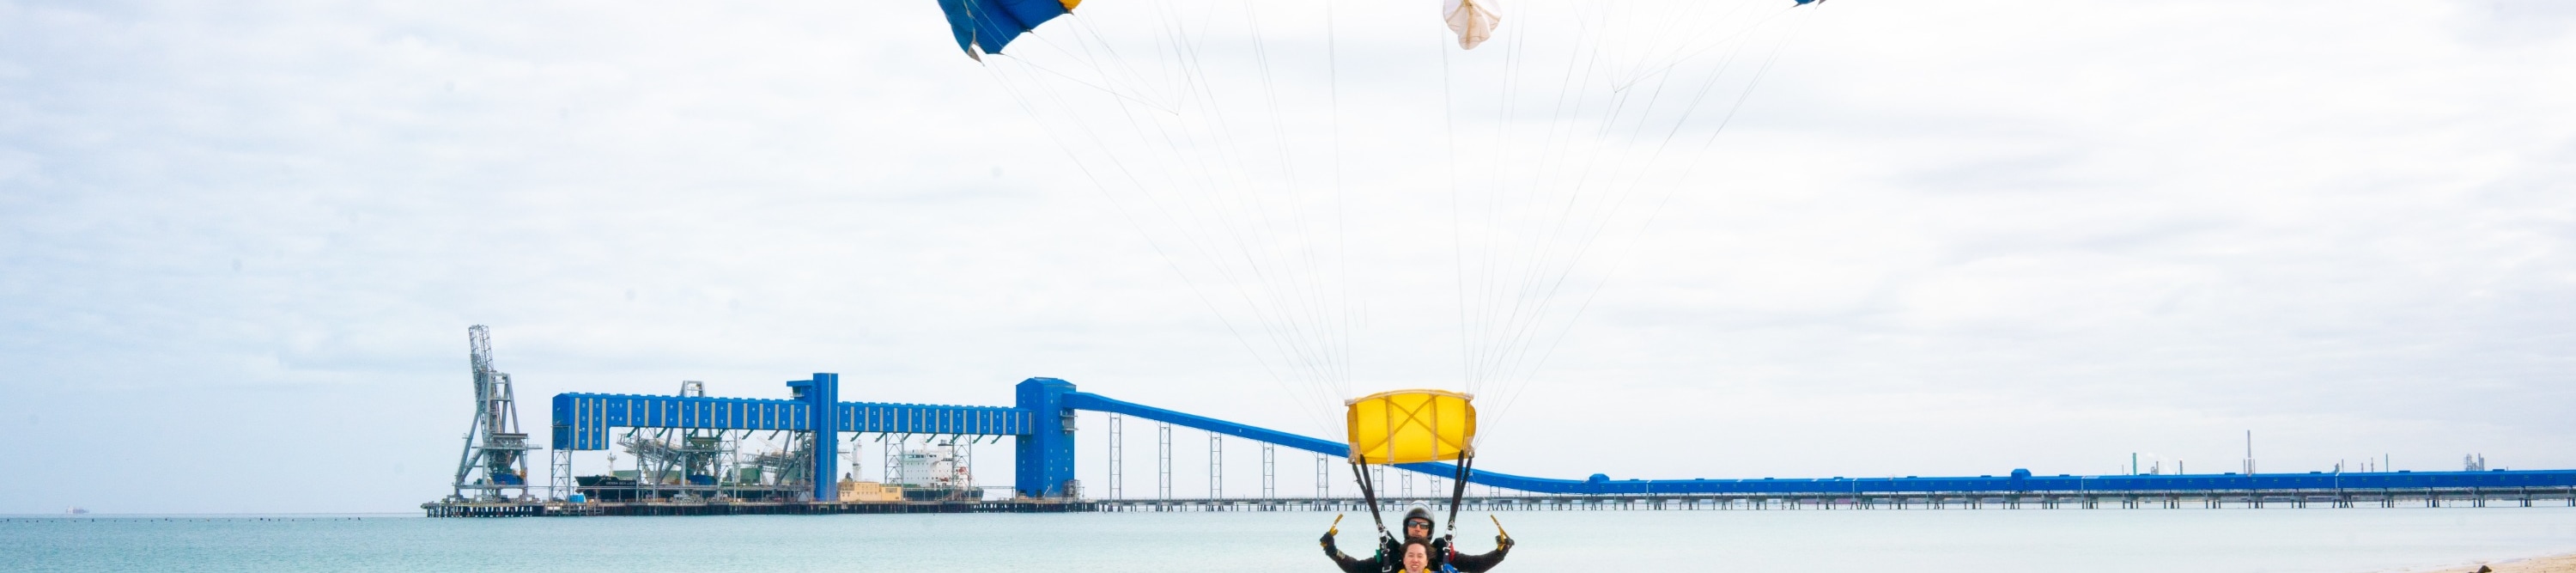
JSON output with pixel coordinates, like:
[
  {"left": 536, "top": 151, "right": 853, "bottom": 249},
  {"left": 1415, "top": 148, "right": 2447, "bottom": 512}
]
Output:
[{"left": 5, "top": 507, "right": 2574, "bottom": 572}]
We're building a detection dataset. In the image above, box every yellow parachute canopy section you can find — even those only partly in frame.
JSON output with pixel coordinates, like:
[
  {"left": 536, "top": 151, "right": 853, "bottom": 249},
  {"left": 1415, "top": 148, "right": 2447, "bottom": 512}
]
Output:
[{"left": 1345, "top": 389, "right": 1477, "bottom": 465}]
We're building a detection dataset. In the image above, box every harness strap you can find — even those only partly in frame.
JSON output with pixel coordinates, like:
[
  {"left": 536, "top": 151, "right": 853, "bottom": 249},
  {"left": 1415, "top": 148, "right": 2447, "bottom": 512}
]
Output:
[
  {"left": 1443, "top": 452, "right": 1475, "bottom": 533},
  {"left": 1350, "top": 454, "right": 1387, "bottom": 535}
]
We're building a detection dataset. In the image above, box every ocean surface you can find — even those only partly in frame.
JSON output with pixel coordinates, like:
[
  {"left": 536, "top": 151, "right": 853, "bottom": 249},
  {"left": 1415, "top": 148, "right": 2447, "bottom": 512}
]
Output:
[{"left": 6, "top": 507, "right": 2576, "bottom": 572}]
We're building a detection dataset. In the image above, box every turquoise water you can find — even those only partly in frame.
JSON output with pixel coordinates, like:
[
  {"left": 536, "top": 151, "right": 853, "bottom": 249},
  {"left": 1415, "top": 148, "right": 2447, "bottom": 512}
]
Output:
[{"left": 6, "top": 508, "right": 2575, "bottom": 572}]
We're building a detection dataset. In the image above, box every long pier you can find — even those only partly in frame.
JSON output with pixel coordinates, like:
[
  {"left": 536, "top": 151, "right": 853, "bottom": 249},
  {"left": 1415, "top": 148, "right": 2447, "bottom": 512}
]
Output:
[
  {"left": 428, "top": 486, "right": 2576, "bottom": 516},
  {"left": 1092, "top": 487, "right": 2576, "bottom": 511},
  {"left": 426, "top": 375, "right": 2576, "bottom": 516},
  {"left": 424, "top": 499, "right": 1096, "bottom": 517}
]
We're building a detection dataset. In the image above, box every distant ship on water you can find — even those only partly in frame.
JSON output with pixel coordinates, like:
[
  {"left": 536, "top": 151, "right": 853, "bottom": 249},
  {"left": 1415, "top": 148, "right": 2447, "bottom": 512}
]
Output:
[{"left": 64, "top": 506, "right": 88, "bottom": 515}]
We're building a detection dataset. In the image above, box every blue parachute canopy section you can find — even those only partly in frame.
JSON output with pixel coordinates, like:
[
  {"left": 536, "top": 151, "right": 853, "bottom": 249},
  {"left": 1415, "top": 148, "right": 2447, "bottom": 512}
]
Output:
[{"left": 938, "top": 0, "right": 1078, "bottom": 58}]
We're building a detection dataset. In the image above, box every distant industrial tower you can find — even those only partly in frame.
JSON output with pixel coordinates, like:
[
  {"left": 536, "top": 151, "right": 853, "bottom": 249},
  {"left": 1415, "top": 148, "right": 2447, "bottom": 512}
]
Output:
[{"left": 451, "top": 325, "right": 533, "bottom": 502}]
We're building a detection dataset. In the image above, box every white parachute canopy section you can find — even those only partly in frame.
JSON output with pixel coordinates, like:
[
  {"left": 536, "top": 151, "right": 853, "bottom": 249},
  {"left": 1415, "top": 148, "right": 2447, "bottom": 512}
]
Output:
[{"left": 1445, "top": 0, "right": 1502, "bottom": 50}]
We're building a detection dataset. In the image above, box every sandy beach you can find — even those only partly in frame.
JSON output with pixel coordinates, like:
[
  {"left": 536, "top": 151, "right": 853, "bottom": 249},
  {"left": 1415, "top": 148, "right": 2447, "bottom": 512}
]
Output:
[{"left": 2414, "top": 553, "right": 2576, "bottom": 573}]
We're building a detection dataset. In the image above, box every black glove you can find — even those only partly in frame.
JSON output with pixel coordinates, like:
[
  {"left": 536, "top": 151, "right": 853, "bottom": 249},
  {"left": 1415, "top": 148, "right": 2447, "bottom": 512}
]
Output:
[
  {"left": 1496, "top": 534, "right": 1514, "bottom": 551},
  {"left": 1321, "top": 531, "right": 1336, "bottom": 548}
]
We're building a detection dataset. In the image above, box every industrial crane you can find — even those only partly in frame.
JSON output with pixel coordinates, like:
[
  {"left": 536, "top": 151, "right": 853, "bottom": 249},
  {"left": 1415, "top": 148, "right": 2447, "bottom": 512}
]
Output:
[{"left": 450, "top": 325, "right": 533, "bottom": 503}]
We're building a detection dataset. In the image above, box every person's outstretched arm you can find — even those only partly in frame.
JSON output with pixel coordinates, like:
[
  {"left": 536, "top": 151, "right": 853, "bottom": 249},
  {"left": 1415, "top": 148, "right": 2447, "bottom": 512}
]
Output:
[
  {"left": 1446, "top": 533, "right": 1513, "bottom": 572},
  {"left": 1321, "top": 530, "right": 1382, "bottom": 573}
]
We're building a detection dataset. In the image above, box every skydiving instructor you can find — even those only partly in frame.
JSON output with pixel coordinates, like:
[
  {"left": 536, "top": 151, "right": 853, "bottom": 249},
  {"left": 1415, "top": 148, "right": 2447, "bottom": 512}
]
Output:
[{"left": 1321, "top": 504, "right": 1513, "bottom": 573}]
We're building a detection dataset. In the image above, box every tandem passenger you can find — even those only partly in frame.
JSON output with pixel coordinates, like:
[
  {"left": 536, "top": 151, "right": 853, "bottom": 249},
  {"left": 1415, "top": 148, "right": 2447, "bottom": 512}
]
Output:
[{"left": 1322, "top": 506, "right": 1513, "bottom": 573}]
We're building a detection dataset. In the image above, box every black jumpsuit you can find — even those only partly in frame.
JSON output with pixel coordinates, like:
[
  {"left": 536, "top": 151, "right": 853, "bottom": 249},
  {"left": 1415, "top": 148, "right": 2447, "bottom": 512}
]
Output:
[{"left": 1322, "top": 533, "right": 1512, "bottom": 573}]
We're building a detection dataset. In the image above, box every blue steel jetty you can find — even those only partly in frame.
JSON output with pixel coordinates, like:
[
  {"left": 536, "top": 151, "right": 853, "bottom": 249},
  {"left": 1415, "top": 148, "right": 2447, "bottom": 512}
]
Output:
[{"left": 423, "top": 375, "right": 2576, "bottom": 516}]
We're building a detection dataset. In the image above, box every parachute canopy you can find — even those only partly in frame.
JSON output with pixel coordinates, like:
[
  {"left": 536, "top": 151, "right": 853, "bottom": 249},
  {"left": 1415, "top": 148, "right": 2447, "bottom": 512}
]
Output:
[
  {"left": 1346, "top": 389, "right": 1477, "bottom": 465},
  {"left": 1444, "top": 0, "right": 1501, "bottom": 50},
  {"left": 936, "top": 0, "right": 1081, "bottom": 58}
]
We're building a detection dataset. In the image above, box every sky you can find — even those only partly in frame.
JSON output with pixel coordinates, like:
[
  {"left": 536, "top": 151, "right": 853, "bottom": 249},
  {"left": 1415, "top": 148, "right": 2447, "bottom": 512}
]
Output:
[{"left": 2, "top": 0, "right": 2573, "bottom": 514}]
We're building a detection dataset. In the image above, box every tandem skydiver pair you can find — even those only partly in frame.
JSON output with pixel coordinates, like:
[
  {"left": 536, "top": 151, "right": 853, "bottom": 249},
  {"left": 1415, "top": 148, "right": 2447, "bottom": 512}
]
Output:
[
  {"left": 1321, "top": 504, "right": 1512, "bottom": 573},
  {"left": 1319, "top": 392, "right": 1510, "bottom": 572}
]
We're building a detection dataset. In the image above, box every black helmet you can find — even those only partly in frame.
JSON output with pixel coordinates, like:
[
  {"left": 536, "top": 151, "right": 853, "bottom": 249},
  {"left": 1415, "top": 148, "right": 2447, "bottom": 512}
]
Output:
[{"left": 1402, "top": 506, "right": 1434, "bottom": 529}]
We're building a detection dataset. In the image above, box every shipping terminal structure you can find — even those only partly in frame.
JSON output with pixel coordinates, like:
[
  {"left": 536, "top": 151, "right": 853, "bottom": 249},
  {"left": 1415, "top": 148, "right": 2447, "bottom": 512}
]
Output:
[{"left": 427, "top": 326, "right": 2576, "bottom": 517}]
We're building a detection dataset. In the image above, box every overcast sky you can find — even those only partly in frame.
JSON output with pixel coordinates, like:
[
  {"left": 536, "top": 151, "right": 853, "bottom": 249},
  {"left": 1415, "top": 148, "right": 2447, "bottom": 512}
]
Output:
[{"left": 3, "top": 0, "right": 2573, "bottom": 514}]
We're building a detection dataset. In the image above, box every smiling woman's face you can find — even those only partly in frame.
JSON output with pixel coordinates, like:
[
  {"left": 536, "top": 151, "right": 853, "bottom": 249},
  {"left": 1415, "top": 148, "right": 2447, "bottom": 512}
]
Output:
[{"left": 1402, "top": 544, "right": 1429, "bottom": 572}]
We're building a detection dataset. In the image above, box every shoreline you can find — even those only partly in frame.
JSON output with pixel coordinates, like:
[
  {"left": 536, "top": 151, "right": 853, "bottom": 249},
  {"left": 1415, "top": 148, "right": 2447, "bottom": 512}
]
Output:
[{"left": 2408, "top": 552, "right": 2576, "bottom": 573}]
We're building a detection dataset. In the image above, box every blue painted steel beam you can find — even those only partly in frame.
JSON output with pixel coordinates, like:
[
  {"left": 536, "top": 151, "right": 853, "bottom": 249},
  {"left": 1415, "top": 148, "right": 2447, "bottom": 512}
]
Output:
[
  {"left": 548, "top": 393, "right": 1033, "bottom": 449},
  {"left": 1418, "top": 468, "right": 2576, "bottom": 495},
  {"left": 1060, "top": 392, "right": 1346, "bottom": 454}
]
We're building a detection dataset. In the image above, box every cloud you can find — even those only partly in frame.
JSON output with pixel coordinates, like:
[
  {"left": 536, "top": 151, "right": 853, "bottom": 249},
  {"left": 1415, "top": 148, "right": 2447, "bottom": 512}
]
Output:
[{"left": 1, "top": 0, "right": 2571, "bottom": 511}]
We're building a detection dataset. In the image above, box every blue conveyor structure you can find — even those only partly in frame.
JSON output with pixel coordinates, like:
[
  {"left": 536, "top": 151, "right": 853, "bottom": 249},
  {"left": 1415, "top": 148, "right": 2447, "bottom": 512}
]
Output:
[
  {"left": 555, "top": 376, "right": 2576, "bottom": 501},
  {"left": 553, "top": 374, "right": 1033, "bottom": 502}
]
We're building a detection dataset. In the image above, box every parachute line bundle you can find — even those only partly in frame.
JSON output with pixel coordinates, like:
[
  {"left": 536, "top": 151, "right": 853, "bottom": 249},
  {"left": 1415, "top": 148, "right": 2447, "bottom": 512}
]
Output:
[{"left": 938, "top": 0, "right": 1829, "bottom": 442}]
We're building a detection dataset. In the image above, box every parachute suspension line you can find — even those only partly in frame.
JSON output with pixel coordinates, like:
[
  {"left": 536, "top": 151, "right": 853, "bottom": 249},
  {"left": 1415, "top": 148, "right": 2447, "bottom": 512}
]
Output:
[
  {"left": 1203, "top": 2, "right": 1346, "bottom": 403},
  {"left": 1443, "top": 451, "right": 1476, "bottom": 534},
  {"left": 1054, "top": 15, "right": 1173, "bottom": 112},
  {"left": 976, "top": 0, "right": 1822, "bottom": 439},
  {"left": 1143, "top": 0, "right": 1188, "bottom": 106},
  {"left": 983, "top": 63, "right": 1274, "bottom": 389},
  {"left": 1462, "top": 4, "right": 1537, "bottom": 398},
  {"left": 1461, "top": 2, "right": 1810, "bottom": 429},
  {"left": 1441, "top": 6, "right": 1473, "bottom": 395},
  {"left": 1616, "top": 4, "right": 1797, "bottom": 91},
  {"left": 1041, "top": 20, "right": 1222, "bottom": 229},
  {"left": 986, "top": 61, "right": 1271, "bottom": 388},
  {"left": 1124, "top": 3, "right": 1266, "bottom": 293},
  {"left": 1623, "top": 0, "right": 1705, "bottom": 83},
  {"left": 1485, "top": 19, "right": 1634, "bottom": 392},
  {"left": 1467, "top": 1, "right": 1604, "bottom": 399},
  {"left": 1484, "top": 52, "right": 1749, "bottom": 424},
  {"left": 1491, "top": 5, "right": 1825, "bottom": 426},
  {"left": 1605, "top": 0, "right": 1753, "bottom": 89},
  {"left": 1326, "top": 0, "right": 1352, "bottom": 400},
  {"left": 1459, "top": 20, "right": 1502, "bottom": 395},
  {"left": 1242, "top": 0, "right": 1329, "bottom": 330},
  {"left": 1140, "top": 34, "right": 1360, "bottom": 430},
  {"left": 1232, "top": 0, "right": 1314, "bottom": 385},
  {"left": 1242, "top": 0, "right": 1360, "bottom": 394},
  {"left": 1048, "top": 0, "right": 1357, "bottom": 430},
  {"left": 989, "top": 34, "right": 1345, "bottom": 436},
  {"left": 1006, "top": 40, "right": 1178, "bottom": 113},
  {"left": 1018, "top": 16, "right": 1171, "bottom": 113},
  {"left": 1477, "top": 1, "right": 1607, "bottom": 393},
  {"left": 1461, "top": 2, "right": 1565, "bottom": 393},
  {"left": 1137, "top": 0, "right": 1341, "bottom": 413},
  {"left": 1466, "top": 7, "right": 1620, "bottom": 401},
  {"left": 1480, "top": 3, "right": 1712, "bottom": 404},
  {"left": 1449, "top": 156, "right": 1473, "bottom": 396},
  {"left": 1496, "top": 8, "right": 1788, "bottom": 393}
]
